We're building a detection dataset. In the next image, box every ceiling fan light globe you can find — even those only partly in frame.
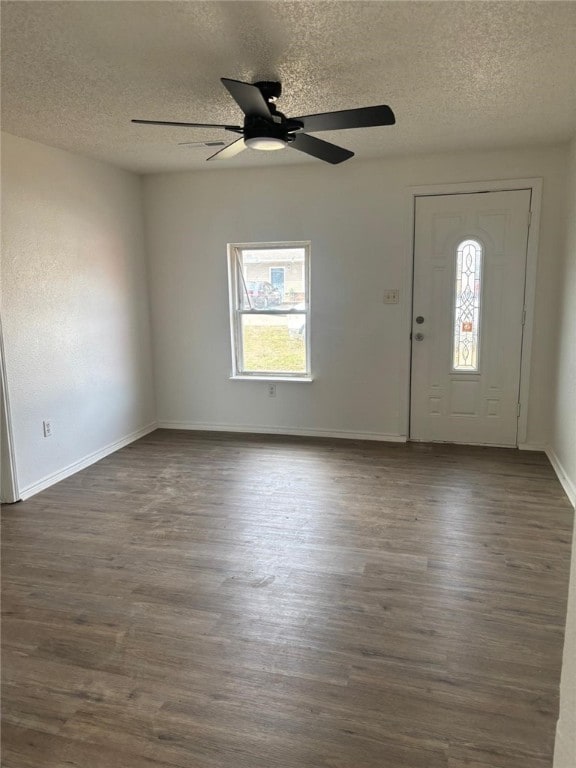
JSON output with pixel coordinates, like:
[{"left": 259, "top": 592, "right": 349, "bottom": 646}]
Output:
[{"left": 244, "top": 136, "right": 286, "bottom": 151}]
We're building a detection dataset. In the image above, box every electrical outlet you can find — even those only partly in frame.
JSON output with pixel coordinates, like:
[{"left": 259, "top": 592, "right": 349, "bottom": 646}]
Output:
[
  {"left": 268, "top": 384, "right": 276, "bottom": 398},
  {"left": 383, "top": 289, "right": 400, "bottom": 304},
  {"left": 43, "top": 419, "right": 53, "bottom": 438}
]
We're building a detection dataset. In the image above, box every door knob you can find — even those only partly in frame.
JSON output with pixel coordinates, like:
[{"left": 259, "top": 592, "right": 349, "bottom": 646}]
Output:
[
  {"left": 414, "top": 332, "right": 424, "bottom": 341},
  {"left": 416, "top": 316, "right": 424, "bottom": 324}
]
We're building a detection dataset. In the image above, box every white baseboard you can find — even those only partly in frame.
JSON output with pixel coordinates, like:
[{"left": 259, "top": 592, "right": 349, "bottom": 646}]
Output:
[
  {"left": 18, "top": 421, "right": 158, "bottom": 500},
  {"left": 546, "top": 446, "right": 576, "bottom": 508},
  {"left": 157, "top": 420, "right": 407, "bottom": 444},
  {"left": 518, "top": 442, "right": 547, "bottom": 452}
]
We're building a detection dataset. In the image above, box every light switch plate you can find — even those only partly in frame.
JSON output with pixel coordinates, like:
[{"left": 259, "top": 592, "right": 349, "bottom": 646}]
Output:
[{"left": 383, "top": 289, "right": 400, "bottom": 304}]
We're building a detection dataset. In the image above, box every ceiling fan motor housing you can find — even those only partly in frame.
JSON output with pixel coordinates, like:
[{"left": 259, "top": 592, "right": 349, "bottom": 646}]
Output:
[{"left": 244, "top": 115, "right": 295, "bottom": 144}]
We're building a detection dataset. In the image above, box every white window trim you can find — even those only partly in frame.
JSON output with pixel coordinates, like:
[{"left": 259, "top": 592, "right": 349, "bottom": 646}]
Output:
[
  {"left": 229, "top": 376, "right": 313, "bottom": 383},
  {"left": 227, "top": 241, "right": 312, "bottom": 380}
]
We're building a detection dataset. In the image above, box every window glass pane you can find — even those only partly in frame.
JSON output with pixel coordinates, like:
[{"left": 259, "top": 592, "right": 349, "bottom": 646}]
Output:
[
  {"left": 238, "top": 247, "right": 306, "bottom": 310},
  {"left": 240, "top": 314, "right": 306, "bottom": 374},
  {"left": 453, "top": 239, "right": 482, "bottom": 371}
]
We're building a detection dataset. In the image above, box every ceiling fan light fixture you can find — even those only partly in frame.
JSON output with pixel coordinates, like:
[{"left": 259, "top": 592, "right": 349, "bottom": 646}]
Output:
[{"left": 244, "top": 135, "right": 286, "bottom": 151}]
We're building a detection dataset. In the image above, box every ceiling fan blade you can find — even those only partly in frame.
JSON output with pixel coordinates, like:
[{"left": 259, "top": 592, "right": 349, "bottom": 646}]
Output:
[
  {"left": 289, "top": 133, "right": 353, "bottom": 164},
  {"left": 132, "top": 119, "right": 242, "bottom": 130},
  {"left": 221, "top": 78, "right": 271, "bottom": 119},
  {"left": 293, "top": 105, "right": 395, "bottom": 133},
  {"left": 179, "top": 141, "right": 226, "bottom": 147},
  {"left": 206, "top": 137, "right": 247, "bottom": 161}
]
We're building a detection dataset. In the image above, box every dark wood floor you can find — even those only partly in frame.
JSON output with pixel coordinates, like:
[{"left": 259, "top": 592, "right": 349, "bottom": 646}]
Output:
[{"left": 1, "top": 429, "right": 574, "bottom": 768}]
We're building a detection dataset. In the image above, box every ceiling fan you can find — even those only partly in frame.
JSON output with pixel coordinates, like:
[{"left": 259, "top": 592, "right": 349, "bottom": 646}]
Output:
[{"left": 132, "top": 78, "right": 395, "bottom": 164}]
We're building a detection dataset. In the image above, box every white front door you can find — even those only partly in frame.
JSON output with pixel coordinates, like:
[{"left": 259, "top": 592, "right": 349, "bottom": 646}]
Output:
[{"left": 410, "top": 189, "right": 531, "bottom": 446}]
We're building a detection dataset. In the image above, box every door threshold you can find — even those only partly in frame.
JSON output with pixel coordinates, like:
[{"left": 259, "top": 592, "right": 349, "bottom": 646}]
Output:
[{"left": 409, "top": 438, "right": 517, "bottom": 449}]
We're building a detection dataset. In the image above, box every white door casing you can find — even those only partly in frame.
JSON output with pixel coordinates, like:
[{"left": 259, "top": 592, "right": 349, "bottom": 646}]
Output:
[
  {"left": 1, "top": 321, "right": 19, "bottom": 503},
  {"left": 410, "top": 189, "right": 531, "bottom": 446}
]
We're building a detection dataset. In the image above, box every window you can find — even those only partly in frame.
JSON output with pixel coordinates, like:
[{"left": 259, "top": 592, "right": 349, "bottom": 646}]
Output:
[
  {"left": 228, "top": 242, "right": 310, "bottom": 379},
  {"left": 452, "top": 238, "right": 483, "bottom": 372}
]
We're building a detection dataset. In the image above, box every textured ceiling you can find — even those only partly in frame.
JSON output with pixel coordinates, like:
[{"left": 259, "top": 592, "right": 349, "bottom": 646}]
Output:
[{"left": 2, "top": 1, "right": 576, "bottom": 174}]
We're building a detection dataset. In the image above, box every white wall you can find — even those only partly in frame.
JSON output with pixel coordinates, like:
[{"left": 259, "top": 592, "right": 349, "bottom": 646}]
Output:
[
  {"left": 550, "top": 137, "right": 576, "bottom": 503},
  {"left": 144, "top": 145, "right": 567, "bottom": 443},
  {"left": 552, "top": 136, "right": 576, "bottom": 768},
  {"left": 1, "top": 132, "right": 156, "bottom": 497}
]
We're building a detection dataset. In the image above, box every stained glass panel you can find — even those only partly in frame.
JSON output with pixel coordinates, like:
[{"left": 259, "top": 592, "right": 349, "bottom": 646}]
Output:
[{"left": 453, "top": 239, "right": 482, "bottom": 371}]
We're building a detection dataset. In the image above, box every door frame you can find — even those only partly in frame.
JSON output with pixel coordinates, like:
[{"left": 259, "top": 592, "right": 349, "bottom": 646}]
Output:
[
  {"left": 0, "top": 317, "right": 20, "bottom": 502},
  {"left": 402, "top": 178, "right": 543, "bottom": 447}
]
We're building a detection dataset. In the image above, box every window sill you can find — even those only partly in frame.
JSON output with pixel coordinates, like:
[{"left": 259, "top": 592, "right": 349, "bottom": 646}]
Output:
[{"left": 230, "top": 375, "right": 313, "bottom": 383}]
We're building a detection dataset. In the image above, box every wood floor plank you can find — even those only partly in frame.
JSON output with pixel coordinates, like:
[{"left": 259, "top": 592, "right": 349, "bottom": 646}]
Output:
[{"left": 1, "top": 429, "right": 573, "bottom": 767}]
